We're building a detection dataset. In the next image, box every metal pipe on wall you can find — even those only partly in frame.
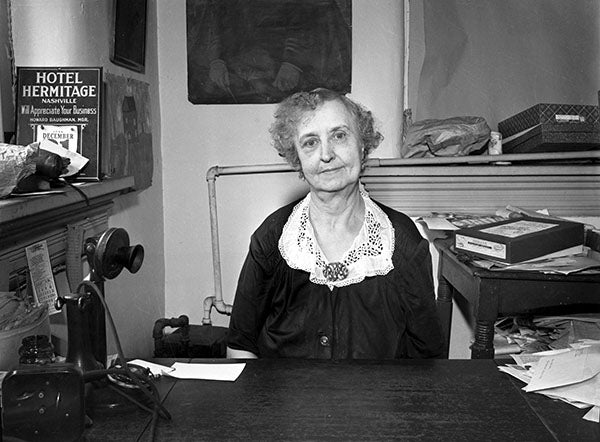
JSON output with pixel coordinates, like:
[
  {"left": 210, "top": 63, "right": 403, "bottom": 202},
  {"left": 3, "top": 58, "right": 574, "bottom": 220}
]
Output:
[
  {"left": 403, "top": 0, "right": 410, "bottom": 113},
  {"left": 202, "top": 164, "right": 294, "bottom": 324}
]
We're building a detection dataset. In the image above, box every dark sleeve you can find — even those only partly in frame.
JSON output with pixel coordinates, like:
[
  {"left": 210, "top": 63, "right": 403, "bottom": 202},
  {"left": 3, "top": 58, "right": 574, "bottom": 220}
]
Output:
[
  {"left": 226, "top": 233, "right": 269, "bottom": 355},
  {"left": 382, "top": 205, "right": 444, "bottom": 359},
  {"left": 227, "top": 203, "right": 295, "bottom": 355},
  {"left": 400, "top": 237, "right": 445, "bottom": 358}
]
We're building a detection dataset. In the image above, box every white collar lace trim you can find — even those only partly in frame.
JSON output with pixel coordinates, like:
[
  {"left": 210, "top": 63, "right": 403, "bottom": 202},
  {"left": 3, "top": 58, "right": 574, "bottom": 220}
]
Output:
[{"left": 278, "top": 192, "right": 395, "bottom": 289}]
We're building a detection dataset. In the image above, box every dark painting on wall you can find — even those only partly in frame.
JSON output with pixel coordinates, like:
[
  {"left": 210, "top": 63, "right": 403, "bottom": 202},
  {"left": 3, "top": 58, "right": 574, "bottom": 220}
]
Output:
[
  {"left": 186, "top": 0, "right": 352, "bottom": 104},
  {"left": 104, "top": 73, "right": 153, "bottom": 190},
  {"left": 111, "top": 0, "right": 147, "bottom": 73}
]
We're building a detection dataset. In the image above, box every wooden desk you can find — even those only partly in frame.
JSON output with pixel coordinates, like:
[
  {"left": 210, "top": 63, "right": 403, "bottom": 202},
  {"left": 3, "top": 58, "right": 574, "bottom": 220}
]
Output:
[
  {"left": 435, "top": 239, "right": 600, "bottom": 359},
  {"left": 82, "top": 358, "right": 600, "bottom": 441}
]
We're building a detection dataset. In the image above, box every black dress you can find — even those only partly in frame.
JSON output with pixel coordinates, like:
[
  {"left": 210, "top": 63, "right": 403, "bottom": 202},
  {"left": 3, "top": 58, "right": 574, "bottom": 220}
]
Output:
[{"left": 227, "top": 198, "right": 444, "bottom": 359}]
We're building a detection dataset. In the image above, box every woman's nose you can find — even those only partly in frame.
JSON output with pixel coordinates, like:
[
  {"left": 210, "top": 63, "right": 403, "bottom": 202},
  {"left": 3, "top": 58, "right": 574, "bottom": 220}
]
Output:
[{"left": 320, "top": 141, "right": 334, "bottom": 162}]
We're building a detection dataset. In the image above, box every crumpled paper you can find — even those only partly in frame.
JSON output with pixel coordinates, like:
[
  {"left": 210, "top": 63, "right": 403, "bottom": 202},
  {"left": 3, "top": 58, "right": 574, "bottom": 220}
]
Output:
[
  {"left": 0, "top": 142, "right": 38, "bottom": 197},
  {"left": 0, "top": 141, "right": 73, "bottom": 197}
]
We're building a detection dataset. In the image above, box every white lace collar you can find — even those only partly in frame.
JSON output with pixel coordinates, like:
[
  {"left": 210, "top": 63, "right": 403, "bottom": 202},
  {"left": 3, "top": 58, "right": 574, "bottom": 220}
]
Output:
[{"left": 278, "top": 191, "right": 395, "bottom": 289}]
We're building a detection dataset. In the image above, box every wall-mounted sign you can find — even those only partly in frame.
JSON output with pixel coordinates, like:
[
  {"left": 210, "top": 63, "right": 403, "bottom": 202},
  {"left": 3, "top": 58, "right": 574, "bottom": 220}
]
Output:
[{"left": 15, "top": 66, "right": 103, "bottom": 180}]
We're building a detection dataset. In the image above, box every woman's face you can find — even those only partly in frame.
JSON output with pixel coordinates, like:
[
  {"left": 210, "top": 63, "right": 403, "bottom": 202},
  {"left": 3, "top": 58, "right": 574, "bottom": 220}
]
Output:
[{"left": 294, "top": 99, "right": 363, "bottom": 194}]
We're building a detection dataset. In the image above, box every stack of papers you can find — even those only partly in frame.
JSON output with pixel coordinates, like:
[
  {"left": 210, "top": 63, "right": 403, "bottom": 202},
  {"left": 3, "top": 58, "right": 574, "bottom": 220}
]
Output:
[
  {"left": 418, "top": 212, "right": 507, "bottom": 231},
  {"left": 499, "top": 343, "right": 600, "bottom": 422},
  {"left": 128, "top": 359, "right": 246, "bottom": 381},
  {"left": 471, "top": 246, "right": 600, "bottom": 275}
]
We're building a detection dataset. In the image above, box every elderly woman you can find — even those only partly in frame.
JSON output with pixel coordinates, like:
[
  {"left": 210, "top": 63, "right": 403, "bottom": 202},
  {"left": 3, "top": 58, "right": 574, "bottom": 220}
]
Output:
[{"left": 227, "top": 88, "right": 443, "bottom": 359}]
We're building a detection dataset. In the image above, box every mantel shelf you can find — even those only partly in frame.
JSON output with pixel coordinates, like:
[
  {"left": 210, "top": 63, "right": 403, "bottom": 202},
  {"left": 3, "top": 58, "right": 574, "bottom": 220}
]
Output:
[{"left": 0, "top": 176, "right": 135, "bottom": 247}]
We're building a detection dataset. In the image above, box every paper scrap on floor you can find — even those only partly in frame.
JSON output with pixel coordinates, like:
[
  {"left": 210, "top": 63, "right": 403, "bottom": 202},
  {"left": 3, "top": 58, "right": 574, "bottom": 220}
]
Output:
[{"left": 499, "top": 343, "right": 600, "bottom": 422}]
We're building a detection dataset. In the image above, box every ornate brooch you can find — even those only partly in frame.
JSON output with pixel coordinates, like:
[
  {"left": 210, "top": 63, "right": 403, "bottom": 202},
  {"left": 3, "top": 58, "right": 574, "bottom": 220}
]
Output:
[{"left": 323, "top": 261, "right": 349, "bottom": 282}]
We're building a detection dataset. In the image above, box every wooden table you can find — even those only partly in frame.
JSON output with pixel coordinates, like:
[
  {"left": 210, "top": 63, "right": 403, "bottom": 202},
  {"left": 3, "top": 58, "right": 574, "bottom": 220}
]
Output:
[
  {"left": 435, "top": 239, "right": 600, "bottom": 359},
  {"left": 81, "top": 358, "right": 600, "bottom": 441}
]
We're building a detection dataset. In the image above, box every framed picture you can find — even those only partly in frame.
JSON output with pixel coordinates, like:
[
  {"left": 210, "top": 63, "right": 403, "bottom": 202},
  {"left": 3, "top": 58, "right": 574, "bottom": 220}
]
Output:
[
  {"left": 110, "top": 0, "right": 147, "bottom": 73},
  {"left": 186, "top": 0, "right": 352, "bottom": 104},
  {"left": 15, "top": 67, "right": 103, "bottom": 181}
]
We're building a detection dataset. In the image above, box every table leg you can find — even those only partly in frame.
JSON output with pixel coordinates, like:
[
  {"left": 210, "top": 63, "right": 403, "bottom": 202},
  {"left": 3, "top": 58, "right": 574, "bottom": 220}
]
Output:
[
  {"left": 471, "top": 320, "right": 495, "bottom": 359},
  {"left": 436, "top": 277, "right": 453, "bottom": 359}
]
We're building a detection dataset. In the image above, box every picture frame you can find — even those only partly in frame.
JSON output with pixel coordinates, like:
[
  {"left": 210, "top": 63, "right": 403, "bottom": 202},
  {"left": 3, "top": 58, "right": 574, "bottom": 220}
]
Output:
[
  {"left": 15, "top": 66, "right": 103, "bottom": 181},
  {"left": 110, "top": 0, "right": 147, "bottom": 73},
  {"left": 186, "top": 0, "right": 352, "bottom": 104}
]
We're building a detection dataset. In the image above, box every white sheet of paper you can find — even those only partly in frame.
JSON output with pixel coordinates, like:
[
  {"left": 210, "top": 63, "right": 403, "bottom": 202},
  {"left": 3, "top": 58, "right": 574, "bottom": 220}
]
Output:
[
  {"left": 498, "top": 365, "right": 532, "bottom": 384},
  {"left": 525, "top": 345, "right": 600, "bottom": 392},
  {"left": 511, "top": 348, "right": 572, "bottom": 367},
  {"left": 165, "top": 362, "right": 246, "bottom": 381},
  {"left": 583, "top": 405, "right": 600, "bottom": 422},
  {"left": 535, "top": 373, "right": 600, "bottom": 407},
  {"left": 419, "top": 217, "right": 459, "bottom": 231}
]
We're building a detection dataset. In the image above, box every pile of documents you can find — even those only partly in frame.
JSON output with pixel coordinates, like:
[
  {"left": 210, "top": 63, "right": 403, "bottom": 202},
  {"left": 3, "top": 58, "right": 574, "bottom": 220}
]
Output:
[
  {"left": 499, "top": 343, "right": 600, "bottom": 422},
  {"left": 494, "top": 314, "right": 600, "bottom": 355}
]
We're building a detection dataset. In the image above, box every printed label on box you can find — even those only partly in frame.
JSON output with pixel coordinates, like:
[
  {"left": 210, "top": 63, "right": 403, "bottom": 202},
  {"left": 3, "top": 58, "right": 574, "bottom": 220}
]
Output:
[
  {"left": 455, "top": 234, "right": 507, "bottom": 260},
  {"left": 480, "top": 220, "right": 557, "bottom": 238},
  {"left": 555, "top": 114, "right": 585, "bottom": 123}
]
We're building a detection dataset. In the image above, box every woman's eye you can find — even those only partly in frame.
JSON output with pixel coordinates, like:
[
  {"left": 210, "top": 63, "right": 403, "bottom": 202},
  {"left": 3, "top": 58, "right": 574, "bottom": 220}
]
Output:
[
  {"left": 333, "top": 131, "right": 347, "bottom": 141},
  {"left": 302, "top": 138, "right": 318, "bottom": 148}
]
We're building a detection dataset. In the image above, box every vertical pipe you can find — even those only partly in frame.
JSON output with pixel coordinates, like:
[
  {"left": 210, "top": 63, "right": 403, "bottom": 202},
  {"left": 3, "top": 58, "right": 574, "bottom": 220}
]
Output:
[
  {"left": 207, "top": 174, "right": 223, "bottom": 305},
  {"left": 204, "top": 164, "right": 293, "bottom": 323},
  {"left": 205, "top": 167, "right": 233, "bottom": 324},
  {"left": 403, "top": 0, "right": 410, "bottom": 112}
]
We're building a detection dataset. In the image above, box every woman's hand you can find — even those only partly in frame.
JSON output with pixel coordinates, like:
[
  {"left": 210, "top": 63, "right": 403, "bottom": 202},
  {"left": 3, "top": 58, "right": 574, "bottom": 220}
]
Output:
[{"left": 226, "top": 346, "right": 258, "bottom": 359}]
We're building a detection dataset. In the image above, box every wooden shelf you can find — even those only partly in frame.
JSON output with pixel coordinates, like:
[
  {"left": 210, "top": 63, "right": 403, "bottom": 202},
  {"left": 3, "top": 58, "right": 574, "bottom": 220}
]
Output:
[{"left": 0, "top": 176, "right": 135, "bottom": 228}]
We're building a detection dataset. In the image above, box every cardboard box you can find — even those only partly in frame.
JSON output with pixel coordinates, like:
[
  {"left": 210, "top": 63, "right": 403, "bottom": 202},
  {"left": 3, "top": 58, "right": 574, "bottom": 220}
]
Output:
[
  {"left": 454, "top": 216, "right": 584, "bottom": 263},
  {"left": 499, "top": 103, "right": 600, "bottom": 154}
]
